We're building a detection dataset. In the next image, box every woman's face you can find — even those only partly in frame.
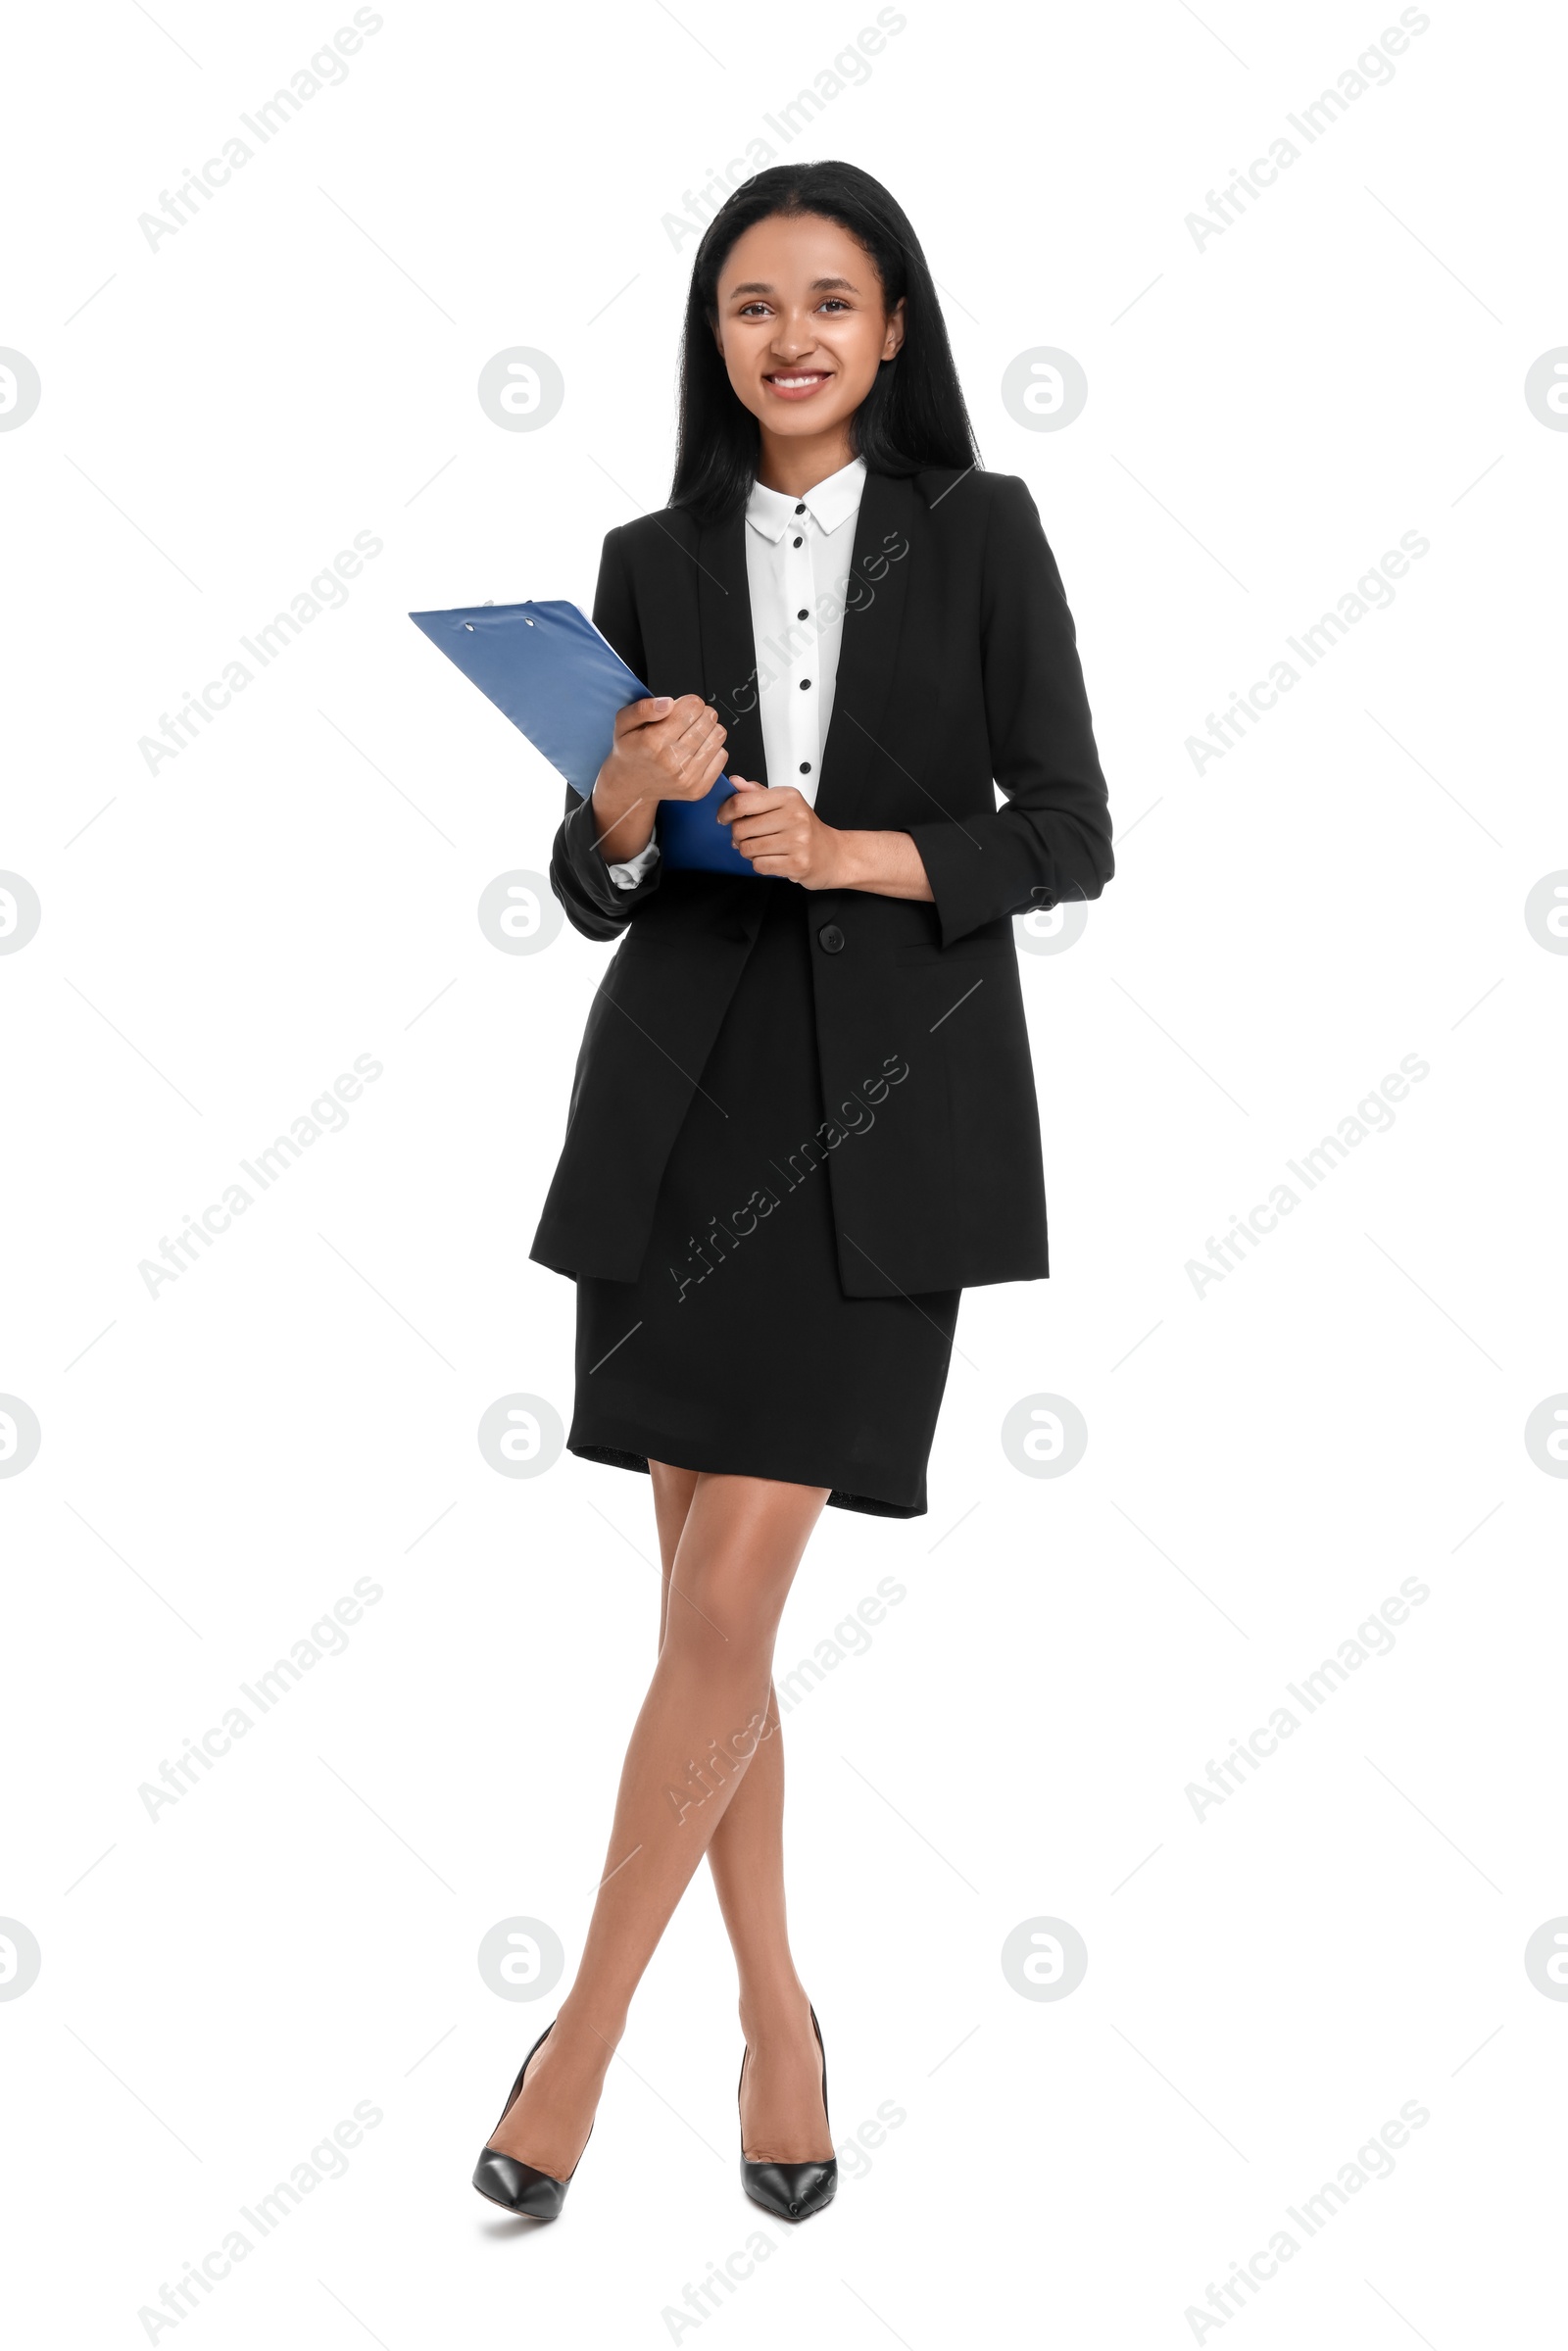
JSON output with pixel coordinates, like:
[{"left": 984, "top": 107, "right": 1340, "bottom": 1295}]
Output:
[{"left": 711, "top": 211, "right": 905, "bottom": 455}]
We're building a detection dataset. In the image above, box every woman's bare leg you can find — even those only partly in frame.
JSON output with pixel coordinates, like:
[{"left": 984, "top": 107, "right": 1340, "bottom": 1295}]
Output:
[
  {"left": 650, "top": 1465, "right": 833, "bottom": 2164},
  {"left": 487, "top": 1469, "right": 829, "bottom": 2178}
]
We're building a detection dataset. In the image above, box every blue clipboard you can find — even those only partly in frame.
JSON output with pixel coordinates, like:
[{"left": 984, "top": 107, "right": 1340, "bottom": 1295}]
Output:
[{"left": 407, "top": 599, "right": 754, "bottom": 877}]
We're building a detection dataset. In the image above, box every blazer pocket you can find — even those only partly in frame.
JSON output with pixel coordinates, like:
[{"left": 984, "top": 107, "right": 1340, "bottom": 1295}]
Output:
[{"left": 892, "top": 938, "right": 1015, "bottom": 967}]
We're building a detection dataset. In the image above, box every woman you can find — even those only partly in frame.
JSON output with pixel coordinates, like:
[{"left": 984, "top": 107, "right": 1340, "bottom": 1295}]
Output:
[{"left": 473, "top": 161, "right": 1113, "bottom": 2225}]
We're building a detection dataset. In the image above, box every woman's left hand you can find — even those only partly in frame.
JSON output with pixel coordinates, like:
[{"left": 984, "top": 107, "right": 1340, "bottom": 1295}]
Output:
[{"left": 716, "top": 780, "right": 846, "bottom": 889}]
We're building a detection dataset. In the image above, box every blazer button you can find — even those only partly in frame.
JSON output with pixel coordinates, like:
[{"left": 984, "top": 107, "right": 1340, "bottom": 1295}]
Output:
[{"left": 818, "top": 923, "right": 845, "bottom": 954}]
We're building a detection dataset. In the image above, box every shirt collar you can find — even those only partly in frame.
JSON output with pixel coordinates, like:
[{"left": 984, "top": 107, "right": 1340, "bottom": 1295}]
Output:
[{"left": 745, "top": 455, "right": 867, "bottom": 545}]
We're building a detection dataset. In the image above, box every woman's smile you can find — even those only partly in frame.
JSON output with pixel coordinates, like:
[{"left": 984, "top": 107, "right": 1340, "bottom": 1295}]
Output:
[{"left": 762, "top": 368, "right": 834, "bottom": 398}]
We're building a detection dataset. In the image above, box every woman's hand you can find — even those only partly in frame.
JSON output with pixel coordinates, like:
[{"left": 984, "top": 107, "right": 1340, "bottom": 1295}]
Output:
[
  {"left": 590, "top": 694, "right": 728, "bottom": 864},
  {"left": 717, "top": 781, "right": 847, "bottom": 887},
  {"left": 719, "top": 784, "right": 935, "bottom": 902}
]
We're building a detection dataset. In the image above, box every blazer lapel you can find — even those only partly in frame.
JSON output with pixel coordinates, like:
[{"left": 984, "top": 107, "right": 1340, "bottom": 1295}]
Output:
[
  {"left": 695, "top": 508, "right": 767, "bottom": 786},
  {"left": 813, "top": 467, "right": 914, "bottom": 827}
]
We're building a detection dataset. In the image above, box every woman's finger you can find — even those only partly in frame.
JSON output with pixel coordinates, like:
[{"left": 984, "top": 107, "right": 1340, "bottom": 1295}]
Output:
[
  {"left": 671, "top": 713, "right": 723, "bottom": 776},
  {"left": 715, "top": 780, "right": 771, "bottom": 822},
  {"left": 727, "top": 805, "right": 797, "bottom": 845},
  {"left": 615, "top": 694, "right": 674, "bottom": 736},
  {"left": 669, "top": 697, "right": 721, "bottom": 754}
]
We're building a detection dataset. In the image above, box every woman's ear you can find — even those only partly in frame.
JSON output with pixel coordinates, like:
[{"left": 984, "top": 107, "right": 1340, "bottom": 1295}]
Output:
[{"left": 882, "top": 296, "right": 906, "bottom": 362}]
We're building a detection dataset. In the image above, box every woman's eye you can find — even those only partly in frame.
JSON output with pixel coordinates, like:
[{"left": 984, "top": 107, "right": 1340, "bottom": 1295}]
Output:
[{"left": 818, "top": 299, "right": 849, "bottom": 314}]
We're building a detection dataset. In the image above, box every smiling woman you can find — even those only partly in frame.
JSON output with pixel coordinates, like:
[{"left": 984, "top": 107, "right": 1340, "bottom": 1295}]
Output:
[{"left": 475, "top": 160, "right": 1114, "bottom": 2234}]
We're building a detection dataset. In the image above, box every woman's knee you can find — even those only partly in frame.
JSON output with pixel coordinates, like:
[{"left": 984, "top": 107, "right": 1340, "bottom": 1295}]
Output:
[
  {"left": 663, "top": 1566, "right": 782, "bottom": 1666},
  {"left": 666, "top": 1534, "right": 799, "bottom": 1656}
]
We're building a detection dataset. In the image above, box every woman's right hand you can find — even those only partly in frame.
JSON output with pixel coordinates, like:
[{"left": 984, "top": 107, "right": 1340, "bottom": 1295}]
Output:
[{"left": 590, "top": 694, "right": 728, "bottom": 864}]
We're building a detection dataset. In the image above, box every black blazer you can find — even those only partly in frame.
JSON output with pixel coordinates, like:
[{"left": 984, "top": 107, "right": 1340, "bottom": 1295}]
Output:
[{"left": 528, "top": 464, "right": 1113, "bottom": 1298}]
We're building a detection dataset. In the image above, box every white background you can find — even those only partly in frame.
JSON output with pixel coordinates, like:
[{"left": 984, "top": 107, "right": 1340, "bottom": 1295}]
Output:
[{"left": 3, "top": 0, "right": 1565, "bottom": 2343}]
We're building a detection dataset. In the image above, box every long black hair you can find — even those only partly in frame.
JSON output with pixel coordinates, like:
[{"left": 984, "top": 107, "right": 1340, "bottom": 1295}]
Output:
[{"left": 669, "top": 161, "right": 979, "bottom": 521}]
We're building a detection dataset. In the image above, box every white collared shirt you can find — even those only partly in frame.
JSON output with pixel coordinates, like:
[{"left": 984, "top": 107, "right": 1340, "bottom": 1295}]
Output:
[{"left": 608, "top": 455, "right": 868, "bottom": 888}]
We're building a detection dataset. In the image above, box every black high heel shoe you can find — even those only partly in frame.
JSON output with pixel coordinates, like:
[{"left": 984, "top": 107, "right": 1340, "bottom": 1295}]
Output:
[
  {"left": 472, "top": 2021, "right": 592, "bottom": 2220},
  {"left": 738, "top": 2004, "right": 837, "bottom": 2223}
]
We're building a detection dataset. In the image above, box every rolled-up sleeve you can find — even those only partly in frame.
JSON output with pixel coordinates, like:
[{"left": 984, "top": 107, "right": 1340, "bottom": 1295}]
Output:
[
  {"left": 906, "top": 474, "right": 1113, "bottom": 947},
  {"left": 548, "top": 525, "right": 665, "bottom": 943}
]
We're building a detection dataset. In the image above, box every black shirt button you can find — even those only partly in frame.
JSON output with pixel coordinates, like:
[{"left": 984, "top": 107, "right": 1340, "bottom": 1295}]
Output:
[
  {"left": 792, "top": 535, "right": 803, "bottom": 547},
  {"left": 797, "top": 608, "right": 808, "bottom": 620},
  {"left": 794, "top": 502, "right": 806, "bottom": 514},
  {"left": 800, "top": 677, "right": 811, "bottom": 690},
  {"left": 818, "top": 923, "right": 845, "bottom": 954},
  {"left": 799, "top": 760, "right": 811, "bottom": 774}
]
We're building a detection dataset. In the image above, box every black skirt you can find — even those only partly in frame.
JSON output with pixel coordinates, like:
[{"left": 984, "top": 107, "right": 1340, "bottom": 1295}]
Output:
[{"left": 568, "top": 879, "right": 961, "bottom": 1517}]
